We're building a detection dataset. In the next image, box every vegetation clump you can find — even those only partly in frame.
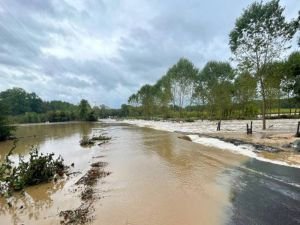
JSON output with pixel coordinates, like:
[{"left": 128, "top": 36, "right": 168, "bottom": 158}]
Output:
[
  {"left": 59, "top": 204, "right": 91, "bottom": 225},
  {"left": 0, "top": 101, "right": 15, "bottom": 141},
  {"left": 75, "top": 165, "right": 110, "bottom": 186},
  {"left": 0, "top": 146, "right": 67, "bottom": 197},
  {"left": 81, "top": 187, "right": 94, "bottom": 201},
  {"left": 79, "top": 136, "right": 95, "bottom": 147},
  {"left": 90, "top": 135, "right": 111, "bottom": 141},
  {"left": 80, "top": 134, "right": 111, "bottom": 147},
  {"left": 0, "top": 119, "right": 15, "bottom": 141}
]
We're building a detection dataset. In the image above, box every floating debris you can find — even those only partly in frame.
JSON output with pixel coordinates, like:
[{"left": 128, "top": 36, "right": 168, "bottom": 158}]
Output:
[
  {"left": 81, "top": 187, "right": 94, "bottom": 201},
  {"left": 90, "top": 162, "right": 107, "bottom": 168},
  {"left": 59, "top": 203, "right": 92, "bottom": 225},
  {"left": 60, "top": 161, "right": 110, "bottom": 224},
  {"left": 75, "top": 166, "right": 110, "bottom": 186}
]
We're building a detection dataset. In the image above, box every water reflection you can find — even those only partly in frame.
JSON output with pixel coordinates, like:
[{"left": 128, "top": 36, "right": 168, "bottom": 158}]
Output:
[
  {"left": 0, "top": 122, "right": 101, "bottom": 158},
  {"left": 2, "top": 123, "right": 280, "bottom": 225},
  {"left": 0, "top": 180, "right": 65, "bottom": 225},
  {"left": 0, "top": 122, "right": 104, "bottom": 225},
  {"left": 138, "top": 127, "right": 245, "bottom": 176},
  {"left": 92, "top": 126, "right": 247, "bottom": 225}
]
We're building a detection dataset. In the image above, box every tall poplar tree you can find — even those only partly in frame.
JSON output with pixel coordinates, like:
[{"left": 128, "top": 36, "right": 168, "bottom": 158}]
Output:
[{"left": 229, "top": 0, "right": 299, "bottom": 129}]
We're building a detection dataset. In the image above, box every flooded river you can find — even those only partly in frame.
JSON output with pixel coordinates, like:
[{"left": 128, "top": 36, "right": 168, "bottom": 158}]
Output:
[{"left": 0, "top": 122, "right": 299, "bottom": 225}]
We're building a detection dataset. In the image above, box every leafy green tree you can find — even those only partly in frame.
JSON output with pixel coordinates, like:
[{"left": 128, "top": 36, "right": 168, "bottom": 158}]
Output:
[
  {"left": 286, "top": 51, "right": 300, "bottom": 100},
  {"left": 136, "top": 85, "right": 155, "bottom": 118},
  {"left": 0, "top": 87, "right": 31, "bottom": 115},
  {"left": 234, "top": 72, "right": 257, "bottom": 117},
  {"left": 45, "top": 100, "right": 77, "bottom": 112},
  {"left": 262, "top": 62, "right": 284, "bottom": 115},
  {"left": 280, "top": 60, "right": 295, "bottom": 114},
  {"left": 120, "top": 104, "right": 130, "bottom": 117},
  {"left": 167, "top": 58, "right": 198, "bottom": 111},
  {"left": 78, "top": 99, "right": 91, "bottom": 121},
  {"left": 153, "top": 75, "right": 173, "bottom": 118},
  {"left": 128, "top": 94, "right": 139, "bottom": 107},
  {"left": 28, "top": 93, "right": 44, "bottom": 113},
  {"left": 229, "top": 0, "right": 299, "bottom": 129},
  {"left": 0, "top": 87, "right": 46, "bottom": 116},
  {"left": 0, "top": 101, "right": 14, "bottom": 141},
  {"left": 199, "top": 61, "right": 234, "bottom": 119},
  {"left": 86, "top": 110, "right": 98, "bottom": 121}
]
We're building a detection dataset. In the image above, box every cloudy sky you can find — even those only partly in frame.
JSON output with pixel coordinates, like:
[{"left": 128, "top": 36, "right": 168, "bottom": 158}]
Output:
[{"left": 0, "top": 0, "right": 299, "bottom": 107}]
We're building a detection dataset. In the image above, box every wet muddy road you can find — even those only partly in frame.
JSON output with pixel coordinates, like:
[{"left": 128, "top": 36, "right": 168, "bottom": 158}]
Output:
[{"left": 0, "top": 122, "right": 299, "bottom": 225}]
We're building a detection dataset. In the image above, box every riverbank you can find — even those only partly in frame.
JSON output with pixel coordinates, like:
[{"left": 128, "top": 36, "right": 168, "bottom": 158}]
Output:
[{"left": 104, "top": 119, "right": 300, "bottom": 168}]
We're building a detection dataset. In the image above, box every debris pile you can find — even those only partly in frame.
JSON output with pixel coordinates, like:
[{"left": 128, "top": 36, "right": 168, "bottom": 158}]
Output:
[{"left": 59, "top": 161, "right": 110, "bottom": 224}]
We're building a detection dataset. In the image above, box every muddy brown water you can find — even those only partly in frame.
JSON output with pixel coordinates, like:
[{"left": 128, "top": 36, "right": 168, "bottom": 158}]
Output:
[{"left": 0, "top": 122, "right": 299, "bottom": 225}]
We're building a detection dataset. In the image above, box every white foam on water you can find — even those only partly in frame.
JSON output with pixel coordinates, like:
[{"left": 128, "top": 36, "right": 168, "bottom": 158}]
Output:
[
  {"left": 187, "top": 135, "right": 300, "bottom": 169},
  {"left": 188, "top": 135, "right": 257, "bottom": 158},
  {"left": 101, "top": 119, "right": 300, "bottom": 169},
  {"left": 118, "top": 118, "right": 300, "bottom": 134}
]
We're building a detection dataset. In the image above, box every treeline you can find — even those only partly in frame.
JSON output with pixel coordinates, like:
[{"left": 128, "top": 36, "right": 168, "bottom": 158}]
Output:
[
  {"left": 0, "top": 87, "right": 99, "bottom": 123},
  {"left": 126, "top": 54, "right": 300, "bottom": 120},
  {"left": 125, "top": 0, "right": 300, "bottom": 128},
  {"left": 0, "top": 87, "right": 129, "bottom": 125}
]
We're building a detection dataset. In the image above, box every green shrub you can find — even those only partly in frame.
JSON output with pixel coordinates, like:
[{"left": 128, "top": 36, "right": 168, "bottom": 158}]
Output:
[
  {"left": 80, "top": 136, "right": 95, "bottom": 146},
  {"left": 0, "top": 147, "right": 66, "bottom": 196}
]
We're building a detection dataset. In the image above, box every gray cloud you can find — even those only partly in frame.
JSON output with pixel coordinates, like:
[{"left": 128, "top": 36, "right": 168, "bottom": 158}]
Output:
[{"left": 0, "top": 0, "right": 298, "bottom": 107}]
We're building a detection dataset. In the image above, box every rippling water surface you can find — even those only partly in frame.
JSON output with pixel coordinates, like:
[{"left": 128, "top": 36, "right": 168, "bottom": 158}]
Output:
[{"left": 0, "top": 122, "right": 299, "bottom": 225}]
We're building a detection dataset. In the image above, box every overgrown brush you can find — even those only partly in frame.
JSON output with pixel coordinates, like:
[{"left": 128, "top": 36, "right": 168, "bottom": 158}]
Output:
[
  {"left": 80, "top": 134, "right": 111, "bottom": 147},
  {"left": 79, "top": 136, "right": 95, "bottom": 146},
  {"left": 0, "top": 145, "right": 66, "bottom": 197}
]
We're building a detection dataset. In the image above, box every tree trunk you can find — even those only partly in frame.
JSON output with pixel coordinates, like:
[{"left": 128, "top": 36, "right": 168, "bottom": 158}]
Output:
[
  {"left": 288, "top": 93, "right": 291, "bottom": 115},
  {"left": 262, "top": 101, "right": 266, "bottom": 130},
  {"left": 277, "top": 96, "right": 280, "bottom": 117},
  {"left": 260, "top": 78, "right": 267, "bottom": 130}
]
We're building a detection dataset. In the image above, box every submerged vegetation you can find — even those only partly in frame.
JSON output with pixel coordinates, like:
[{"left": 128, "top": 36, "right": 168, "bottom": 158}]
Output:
[
  {"left": 90, "top": 135, "right": 111, "bottom": 141},
  {"left": 80, "top": 134, "right": 111, "bottom": 147},
  {"left": 0, "top": 144, "right": 67, "bottom": 197},
  {"left": 79, "top": 136, "right": 95, "bottom": 147},
  {"left": 0, "top": 115, "right": 15, "bottom": 141}
]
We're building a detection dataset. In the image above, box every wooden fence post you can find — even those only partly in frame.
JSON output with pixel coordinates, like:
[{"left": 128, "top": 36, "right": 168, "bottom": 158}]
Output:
[
  {"left": 247, "top": 121, "right": 253, "bottom": 135},
  {"left": 217, "top": 121, "right": 221, "bottom": 131},
  {"left": 296, "top": 122, "right": 300, "bottom": 137}
]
